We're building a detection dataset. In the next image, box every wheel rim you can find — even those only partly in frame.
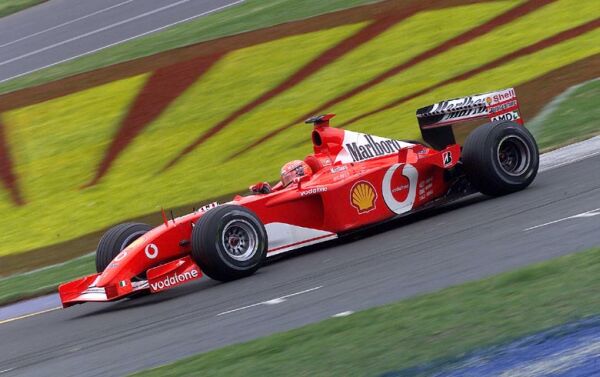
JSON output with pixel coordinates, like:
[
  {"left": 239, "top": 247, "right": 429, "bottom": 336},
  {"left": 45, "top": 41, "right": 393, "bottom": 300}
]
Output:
[
  {"left": 496, "top": 135, "right": 531, "bottom": 176},
  {"left": 222, "top": 219, "right": 258, "bottom": 261}
]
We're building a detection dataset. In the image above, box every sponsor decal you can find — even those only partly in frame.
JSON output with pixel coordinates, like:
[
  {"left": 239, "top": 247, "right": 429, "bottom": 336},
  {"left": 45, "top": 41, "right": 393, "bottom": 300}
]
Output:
[
  {"left": 149, "top": 269, "right": 200, "bottom": 292},
  {"left": 333, "top": 172, "right": 350, "bottom": 182},
  {"left": 423, "top": 106, "right": 488, "bottom": 127},
  {"left": 350, "top": 181, "right": 377, "bottom": 214},
  {"left": 488, "top": 99, "right": 517, "bottom": 113},
  {"left": 422, "top": 89, "right": 517, "bottom": 125},
  {"left": 199, "top": 202, "right": 219, "bottom": 212},
  {"left": 392, "top": 184, "right": 409, "bottom": 194},
  {"left": 443, "top": 151, "right": 452, "bottom": 167},
  {"left": 108, "top": 262, "right": 119, "bottom": 269},
  {"left": 145, "top": 243, "right": 159, "bottom": 259},
  {"left": 488, "top": 88, "right": 516, "bottom": 105},
  {"left": 491, "top": 110, "right": 521, "bottom": 122},
  {"left": 300, "top": 186, "right": 328, "bottom": 196},
  {"left": 330, "top": 165, "right": 348, "bottom": 173},
  {"left": 430, "top": 95, "right": 487, "bottom": 113},
  {"left": 486, "top": 89, "right": 521, "bottom": 124},
  {"left": 441, "top": 106, "right": 487, "bottom": 120},
  {"left": 345, "top": 134, "right": 406, "bottom": 162},
  {"left": 382, "top": 164, "right": 418, "bottom": 215},
  {"left": 389, "top": 171, "right": 410, "bottom": 203},
  {"left": 418, "top": 177, "right": 434, "bottom": 201},
  {"left": 114, "top": 251, "right": 127, "bottom": 261}
]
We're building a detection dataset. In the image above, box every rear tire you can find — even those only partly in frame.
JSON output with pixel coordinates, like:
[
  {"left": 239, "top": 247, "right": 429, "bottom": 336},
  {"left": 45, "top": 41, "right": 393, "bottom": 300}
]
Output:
[
  {"left": 191, "top": 205, "right": 267, "bottom": 282},
  {"left": 462, "top": 120, "right": 539, "bottom": 196},
  {"left": 96, "top": 222, "right": 152, "bottom": 273}
]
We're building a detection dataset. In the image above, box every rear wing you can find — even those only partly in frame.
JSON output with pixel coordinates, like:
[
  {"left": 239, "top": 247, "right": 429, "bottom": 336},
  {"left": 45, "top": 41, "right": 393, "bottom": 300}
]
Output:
[{"left": 415, "top": 88, "right": 523, "bottom": 149}]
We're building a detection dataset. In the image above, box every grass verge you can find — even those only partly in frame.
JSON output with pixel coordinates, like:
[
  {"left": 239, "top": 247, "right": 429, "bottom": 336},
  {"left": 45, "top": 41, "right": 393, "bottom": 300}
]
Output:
[
  {"left": 0, "top": 0, "right": 380, "bottom": 94},
  {"left": 0, "top": 0, "right": 45, "bottom": 18},
  {"left": 530, "top": 78, "right": 600, "bottom": 150},
  {"left": 131, "top": 247, "right": 600, "bottom": 377},
  {"left": 0, "top": 254, "right": 94, "bottom": 305}
]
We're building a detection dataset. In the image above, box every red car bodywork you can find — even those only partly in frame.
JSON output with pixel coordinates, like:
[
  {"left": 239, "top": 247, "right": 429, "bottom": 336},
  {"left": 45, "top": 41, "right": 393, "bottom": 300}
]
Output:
[{"left": 59, "top": 88, "right": 524, "bottom": 307}]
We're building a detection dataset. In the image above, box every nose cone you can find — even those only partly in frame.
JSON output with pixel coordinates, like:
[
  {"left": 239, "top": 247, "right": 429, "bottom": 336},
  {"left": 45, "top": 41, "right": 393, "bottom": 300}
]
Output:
[
  {"left": 95, "top": 216, "right": 199, "bottom": 287},
  {"left": 95, "top": 247, "right": 139, "bottom": 287}
]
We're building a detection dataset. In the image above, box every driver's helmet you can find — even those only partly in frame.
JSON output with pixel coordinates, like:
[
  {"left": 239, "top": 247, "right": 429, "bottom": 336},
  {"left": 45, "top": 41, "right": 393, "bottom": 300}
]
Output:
[{"left": 281, "top": 160, "right": 312, "bottom": 187}]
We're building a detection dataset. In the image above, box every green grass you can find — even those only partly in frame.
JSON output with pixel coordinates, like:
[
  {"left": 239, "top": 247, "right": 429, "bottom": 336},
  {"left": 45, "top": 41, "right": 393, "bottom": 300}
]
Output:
[
  {"left": 0, "top": 0, "right": 45, "bottom": 18},
  {"left": 530, "top": 78, "right": 600, "bottom": 150},
  {"left": 131, "top": 247, "right": 600, "bottom": 377},
  {"left": 0, "top": 0, "right": 380, "bottom": 94},
  {"left": 0, "top": 254, "right": 94, "bottom": 305}
]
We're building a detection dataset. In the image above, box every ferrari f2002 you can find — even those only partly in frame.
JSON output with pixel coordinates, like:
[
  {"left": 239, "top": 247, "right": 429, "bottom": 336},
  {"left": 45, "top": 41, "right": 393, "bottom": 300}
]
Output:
[{"left": 59, "top": 88, "right": 539, "bottom": 307}]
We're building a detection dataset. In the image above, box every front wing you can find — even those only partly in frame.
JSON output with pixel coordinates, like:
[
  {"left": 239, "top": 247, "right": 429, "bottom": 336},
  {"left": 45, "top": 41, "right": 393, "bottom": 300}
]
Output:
[{"left": 58, "top": 256, "right": 201, "bottom": 307}]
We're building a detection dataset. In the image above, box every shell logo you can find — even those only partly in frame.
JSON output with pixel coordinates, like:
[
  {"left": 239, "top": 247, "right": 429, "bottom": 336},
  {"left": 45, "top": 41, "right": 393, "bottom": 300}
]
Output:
[{"left": 350, "top": 181, "right": 377, "bottom": 214}]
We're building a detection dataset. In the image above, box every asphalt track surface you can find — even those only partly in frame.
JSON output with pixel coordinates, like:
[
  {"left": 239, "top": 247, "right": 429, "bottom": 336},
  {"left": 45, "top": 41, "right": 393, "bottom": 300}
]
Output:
[
  {"left": 0, "top": 150, "right": 598, "bottom": 375},
  {"left": 0, "top": 0, "right": 243, "bottom": 83}
]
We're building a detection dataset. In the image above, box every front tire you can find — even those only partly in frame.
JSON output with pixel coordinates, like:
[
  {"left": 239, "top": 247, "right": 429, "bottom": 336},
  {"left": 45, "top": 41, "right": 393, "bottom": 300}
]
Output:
[
  {"left": 96, "top": 222, "right": 152, "bottom": 273},
  {"left": 191, "top": 205, "right": 267, "bottom": 282},
  {"left": 462, "top": 120, "right": 539, "bottom": 196}
]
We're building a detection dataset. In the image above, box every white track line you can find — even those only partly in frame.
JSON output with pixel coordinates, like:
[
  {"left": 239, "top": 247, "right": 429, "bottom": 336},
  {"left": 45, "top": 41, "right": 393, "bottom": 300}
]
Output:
[
  {"left": 0, "top": 0, "right": 135, "bottom": 50},
  {"left": 332, "top": 311, "right": 354, "bottom": 317},
  {"left": 0, "top": 0, "right": 244, "bottom": 83},
  {"left": 217, "top": 286, "right": 322, "bottom": 316},
  {"left": 524, "top": 208, "right": 600, "bottom": 231},
  {"left": 0, "top": 306, "right": 61, "bottom": 325},
  {"left": 0, "top": 0, "right": 193, "bottom": 67}
]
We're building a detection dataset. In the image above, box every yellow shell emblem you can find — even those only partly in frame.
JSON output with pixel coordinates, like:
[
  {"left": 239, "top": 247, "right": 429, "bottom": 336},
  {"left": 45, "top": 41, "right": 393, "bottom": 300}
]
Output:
[{"left": 350, "top": 181, "right": 377, "bottom": 213}]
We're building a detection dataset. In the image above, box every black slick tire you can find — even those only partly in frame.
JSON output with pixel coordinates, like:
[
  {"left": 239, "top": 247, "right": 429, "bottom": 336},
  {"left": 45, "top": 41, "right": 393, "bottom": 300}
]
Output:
[
  {"left": 462, "top": 120, "right": 539, "bottom": 196},
  {"left": 191, "top": 205, "right": 267, "bottom": 282},
  {"left": 96, "top": 222, "right": 152, "bottom": 273}
]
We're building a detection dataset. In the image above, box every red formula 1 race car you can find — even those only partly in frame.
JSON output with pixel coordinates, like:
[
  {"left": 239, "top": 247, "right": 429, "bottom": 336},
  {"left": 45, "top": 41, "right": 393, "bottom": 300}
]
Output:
[{"left": 59, "top": 88, "right": 539, "bottom": 307}]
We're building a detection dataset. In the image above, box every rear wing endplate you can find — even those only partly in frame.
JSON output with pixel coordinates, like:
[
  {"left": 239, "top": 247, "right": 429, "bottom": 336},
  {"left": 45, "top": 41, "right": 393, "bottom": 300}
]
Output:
[{"left": 415, "top": 88, "right": 523, "bottom": 149}]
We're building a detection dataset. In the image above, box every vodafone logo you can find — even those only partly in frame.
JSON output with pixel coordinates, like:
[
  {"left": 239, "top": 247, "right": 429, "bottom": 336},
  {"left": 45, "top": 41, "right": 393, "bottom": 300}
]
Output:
[
  {"left": 300, "top": 187, "right": 328, "bottom": 197},
  {"left": 149, "top": 269, "right": 199, "bottom": 292},
  {"left": 390, "top": 172, "right": 410, "bottom": 202},
  {"left": 145, "top": 243, "right": 159, "bottom": 259},
  {"left": 382, "top": 164, "right": 418, "bottom": 215}
]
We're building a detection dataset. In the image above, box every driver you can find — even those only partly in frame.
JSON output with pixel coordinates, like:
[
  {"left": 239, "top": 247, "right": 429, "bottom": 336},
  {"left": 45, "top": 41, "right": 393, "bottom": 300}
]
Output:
[
  {"left": 280, "top": 160, "right": 312, "bottom": 187},
  {"left": 250, "top": 160, "right": 313, "bottom": 194}
]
